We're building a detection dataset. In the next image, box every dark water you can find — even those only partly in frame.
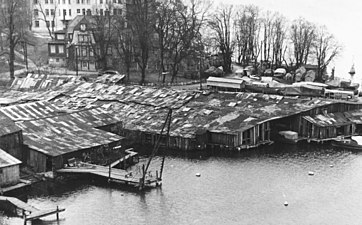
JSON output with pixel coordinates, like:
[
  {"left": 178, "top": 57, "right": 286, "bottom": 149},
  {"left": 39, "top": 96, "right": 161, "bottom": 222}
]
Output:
[{"left": 4, "top": 143, "right": 362, "bottom": 225}]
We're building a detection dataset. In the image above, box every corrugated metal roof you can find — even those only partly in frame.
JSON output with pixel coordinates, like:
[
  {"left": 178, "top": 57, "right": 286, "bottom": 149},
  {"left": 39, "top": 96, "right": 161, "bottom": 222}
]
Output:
[
  {"left": 0, "top": 148, "right": 21, "bottom": 168},
  {"left": 0, "top": 101, "right": 122, "bottom": 127},
  {"left": 16, "top": 117, "right": 123, "bottom": 157},
  {"left": 0, "top": 111, "right": 21, "bottom": 136},
  {"left": 10, "top": 74, "right": 79, "bottom": 91}
]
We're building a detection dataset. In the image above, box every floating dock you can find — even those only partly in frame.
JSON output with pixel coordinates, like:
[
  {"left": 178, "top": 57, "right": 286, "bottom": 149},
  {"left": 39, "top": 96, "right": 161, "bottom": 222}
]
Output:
[
  {"left": 57, "top": 162, "right": 160, "bottom": 189},
  {"left": 0, "top": 196, "right": 65, "bottom": 224}
]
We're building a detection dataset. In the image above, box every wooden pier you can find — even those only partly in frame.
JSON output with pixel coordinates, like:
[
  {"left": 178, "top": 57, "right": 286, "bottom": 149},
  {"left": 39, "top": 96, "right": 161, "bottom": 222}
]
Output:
[
  {"left": 0, "top": 196, "right": 65, "bottom": 224},
  {"left": 57, "top": 162, "right": 160, "bottom": 189}
]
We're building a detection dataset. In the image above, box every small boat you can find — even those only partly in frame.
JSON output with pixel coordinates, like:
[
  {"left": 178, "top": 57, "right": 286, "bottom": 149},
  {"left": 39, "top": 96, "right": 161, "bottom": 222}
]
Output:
[
  {"left": 331, "top": 136, "right": 362, "bottom": 150},
  {"left": 274, "top": 131, "right": 300, "bottom": 144}
]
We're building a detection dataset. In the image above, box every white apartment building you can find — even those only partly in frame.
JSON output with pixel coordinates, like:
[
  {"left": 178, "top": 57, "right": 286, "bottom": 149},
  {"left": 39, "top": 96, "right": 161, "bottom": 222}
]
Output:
[{"left": 31, "top": 0, "right": 125, "bottom": 34}]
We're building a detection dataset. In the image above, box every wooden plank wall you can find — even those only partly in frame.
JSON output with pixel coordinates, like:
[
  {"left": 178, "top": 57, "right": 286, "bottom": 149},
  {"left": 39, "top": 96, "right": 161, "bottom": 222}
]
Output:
[{"left": 0, "top": 165, "right": 20, "bottom": 187}]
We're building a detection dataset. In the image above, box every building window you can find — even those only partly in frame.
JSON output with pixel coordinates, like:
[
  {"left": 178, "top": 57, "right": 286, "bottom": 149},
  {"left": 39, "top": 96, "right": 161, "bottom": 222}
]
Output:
[
  {"left": 100, "top": 0, "right": 103, "bottom": 3},
  {"left": 63, "top": 0, "right": 65, "bottom": 3},
  {"left": 58, "top": 45, "right": 65, "bottom": 54},
  {"left": 113, "top": 9, "right": 117, "bottom": 15},
  {"left": 50, "top": 0, "right": 54, "bottom": 3},
  {"left": 46, "top": 21, "right": 50, "bottom": 27},
  {"left": 63, "top": 9, "right": 66, "bottom": 16},
  {"left": 113, "top": 0, "right": 116, "bottom": 3},
  {"left": 77, "top": 9, "right": 80, "bottom": 13},
  {"left": 83, "top": 61, "right": 87, "bottom": 67},
  {"left": 69, "top": 0, "right": 71, "bottom": 4},
  {"left": 34, "top": 0, "right": 38, "bottom": 4},
  {"left": 89, "top": 49, "right": 94, "bottom": 56},
  {"left": 82, "top": 8, "right": 85, "bottom": 15},
  {"left": 45, "top": 0, "right": 49, "bottom": 3},
  {"left": 51, "top": 21, "right": 55, "bottom": 27},
  {"left": 81, "top": 0, "right": 84, "bottom": 3},
  {"left": 56, "top": 58, "right": 60, "bottom": 62},
  {"left": 118, "top": 9, "right": 122, "bottom": 15},
  {"left": 35, "top": 21, "right": 40, "bottom": 27},
  {"left": 77, "top": 0, "right": 79, "bottom": 3},
  {"left": 51, "top": 9, "right": 55, "bottom": 15},
  {"left": 45, "top": 9, "right": 49, "bottom": 16},
  {"left": 82, "top": 47, "right": 87, "bottom": 57},
  {"left": 34, "top": 9, "right": 39, "bottom": 17},
  {"left": 118, "top": 0, "right": 121, "bottom": 3},
  {"left": 87, "top": 0, "right": 90, "bottom": 3},
  {"left": 100, "top": 9, "right": 103, "bottom": 16},
  {"left": 50, "top": 45, "right": 56, "bottom": 53},
  {"left": 69, "top": 9, "right": 71, "bottom": 16},
  {"left": 87, "top": 9, "right": 91, "bottom": 15}
]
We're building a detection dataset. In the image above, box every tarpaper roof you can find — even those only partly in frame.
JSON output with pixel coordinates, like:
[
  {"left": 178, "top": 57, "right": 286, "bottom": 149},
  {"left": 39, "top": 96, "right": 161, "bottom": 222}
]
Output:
[
  {"left": 0, "top": 148, "right": 21, "bottom": 168},
  {"left": 303, "top": 112, "right": 352, "bottom": 127}
]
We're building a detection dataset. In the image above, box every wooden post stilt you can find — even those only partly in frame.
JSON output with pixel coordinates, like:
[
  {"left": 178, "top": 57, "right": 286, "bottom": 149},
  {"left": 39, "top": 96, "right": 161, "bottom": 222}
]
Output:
[
  {"left": 108, "top": 165, "right": 111, "bottom": 182},
  {"left": 23, "top": 214, "right": 27, "bottom": 225},
  {"left": 56, "top": 206, "right": 59, "bottom": 221}
]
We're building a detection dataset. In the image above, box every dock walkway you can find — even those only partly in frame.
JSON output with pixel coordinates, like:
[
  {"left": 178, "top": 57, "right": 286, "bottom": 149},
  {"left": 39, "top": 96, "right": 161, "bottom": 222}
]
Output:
[
  {"left": 57, "top": 162, "right": 160, "bottom": 189},
  {"left": 0, "top": 196, "right": 65, "bottom": 223}
]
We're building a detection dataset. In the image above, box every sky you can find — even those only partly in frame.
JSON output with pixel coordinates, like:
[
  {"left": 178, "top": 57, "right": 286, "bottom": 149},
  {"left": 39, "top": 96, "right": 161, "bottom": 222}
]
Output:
[{"left": 215, "top": 0, "right": 362, "bottom": 81}]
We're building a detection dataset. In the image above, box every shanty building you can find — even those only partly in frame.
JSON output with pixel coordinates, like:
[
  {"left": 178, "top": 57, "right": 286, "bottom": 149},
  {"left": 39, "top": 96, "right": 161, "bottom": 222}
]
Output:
[
  {"left": 301, "top": 112, "right": 354, "bottom": 141},
  {"left": 0, "top": 101, "right": 124, "bottom": 172},
  {"left": 16, "top": 117, "right": 123, "bottom": 172},
  {"left": 0, "top": 112, "right": 23, "bottom": 160},
  {"left": 0, "top": 149, "right": 21, "bottom": 187}
]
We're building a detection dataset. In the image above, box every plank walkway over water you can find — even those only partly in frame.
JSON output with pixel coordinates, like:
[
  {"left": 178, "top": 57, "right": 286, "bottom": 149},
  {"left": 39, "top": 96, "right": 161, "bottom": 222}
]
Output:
[
  {"left": 57, "top": 162, "right": 159, "bottom": 188},
  {"left": 110, "top": 149, "right": 139, "bottom": 168},
  {"left": 0, "top": 196, "right": 65, "bottom": 222}
]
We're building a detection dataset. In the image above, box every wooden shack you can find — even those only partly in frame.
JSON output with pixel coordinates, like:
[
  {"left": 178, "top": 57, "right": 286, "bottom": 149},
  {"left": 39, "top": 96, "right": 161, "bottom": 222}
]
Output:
[
  {"left": 0, "top": 112, "right": 23, "bottom": 160},
  {"left": 0, "top": 149, "right": 21, "bottom": 187},
  {"left": 17, "top": 117, "right": 124, "bottom": 173},
  {"left": 301, "top": 112, "right": 354, "bottom": 140},
  {"left": 239, "top": 122, "right": 272, "bottom": 149}
]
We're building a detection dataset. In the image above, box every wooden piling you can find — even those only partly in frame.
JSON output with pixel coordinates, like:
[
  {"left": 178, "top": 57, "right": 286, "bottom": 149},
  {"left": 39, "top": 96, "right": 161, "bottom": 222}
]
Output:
[{"left": 56, "top": 206, "right": 59, "bottom": 221}]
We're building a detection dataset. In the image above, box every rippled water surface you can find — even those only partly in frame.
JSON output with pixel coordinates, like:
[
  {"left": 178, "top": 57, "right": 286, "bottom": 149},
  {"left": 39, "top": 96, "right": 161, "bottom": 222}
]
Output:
[{"left": 4, "top": 144, "right": 362, "bottom": 225}]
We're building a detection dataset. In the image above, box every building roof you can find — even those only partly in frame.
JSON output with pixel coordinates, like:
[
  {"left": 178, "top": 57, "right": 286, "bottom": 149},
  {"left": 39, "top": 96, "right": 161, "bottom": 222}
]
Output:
[
  {"left": 0, "top": 149, "right": 21, "bottom": 168},
  {"left": 10, "top": 74, "right": 79, "bottom": 91},
  {"left": 303, "top": 112, "right": 352, "bottom": 127},
  {"left": 16, "top": 117, "right": 123, "bottom": 157},
  {"left": 0, "top": 111, "right": 21, "bottom": 136}
]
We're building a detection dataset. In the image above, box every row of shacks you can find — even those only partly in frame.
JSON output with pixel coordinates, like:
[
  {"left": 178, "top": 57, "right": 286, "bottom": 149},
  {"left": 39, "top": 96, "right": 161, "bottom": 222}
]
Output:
[{"left": 2, "top": 76, "right": 362, "bottom": 178}]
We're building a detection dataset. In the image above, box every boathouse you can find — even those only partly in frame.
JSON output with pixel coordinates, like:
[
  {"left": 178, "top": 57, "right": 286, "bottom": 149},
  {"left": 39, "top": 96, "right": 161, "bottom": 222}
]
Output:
[
  {"left": 0, "top": 112, "right": 23, "bottom": 160},
  {"left": 0, "top": 149, "right": 21, "bottom": 187},
  {"left": 301, "top": 112, "right": 354, "bottom": 140},
  {"left": 16, "top": 117, "right": 123, "bottom": 172}
]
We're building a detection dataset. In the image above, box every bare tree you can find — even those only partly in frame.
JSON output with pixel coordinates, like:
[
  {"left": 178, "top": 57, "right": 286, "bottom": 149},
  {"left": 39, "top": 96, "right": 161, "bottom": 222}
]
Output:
[
  {"left": 0, "top": 0, "right": 30, "bottom": 79},
  {"left": 271, "top": 13, "right": 288, "bottom": 68},
  {"left": 114, "top": 15, "right": 133, "bottom": 82},
  {"left": 35, "top": 1, "right": 58, "bottom": 39},
  {"left": 154, "top": 0, "right": 178, "bottom": 83},
  {"left": 89, "top": 5, "right": 118, "bottom": 71},
  {"left": 234, "top": 5, "right": 260, "bottom": 66},
  {"left": 313, "top": 25, "right": 342, "bottom": 81},
  {"left": 290, "top": 17, "right": 316, "bottom": 67},
  {"left": 128, "top": 0, "right": 157, "bottom": 85},
  {"left": 208, "top": 4, "right": 234, "bottom": 73},
  {"left": 167, "top": 0, "right": 210, "bottom": 83}
]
